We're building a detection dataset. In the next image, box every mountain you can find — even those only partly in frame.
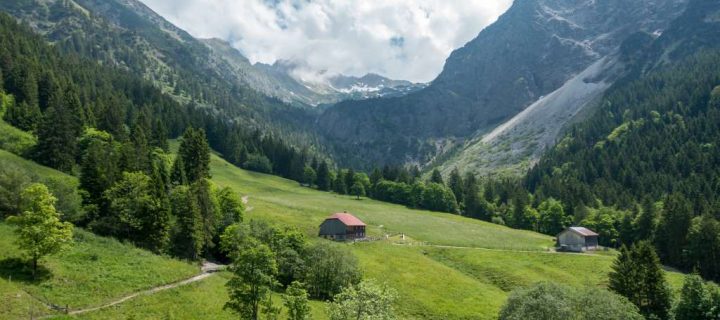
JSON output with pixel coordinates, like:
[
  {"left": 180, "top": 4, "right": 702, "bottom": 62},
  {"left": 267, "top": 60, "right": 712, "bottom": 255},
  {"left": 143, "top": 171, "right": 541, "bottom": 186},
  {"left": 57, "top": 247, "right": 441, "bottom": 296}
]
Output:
[
  {"left": 318, "top": 0, "right": 689, "bottom": 171},
  {"left": 202, "top": 38, "right": 425, "bottom": 107},
  {"left": 527, "top": 0, "right": 720, "bottom": 210},
  {"left": 0, "top": 0, "right": 318, "bottom": 138},
  {"left": 326, "top": 73, "right": 427, "bottom": 100},
  {"left": 521, "top": 0, "right": 720, "bottom": 280}
]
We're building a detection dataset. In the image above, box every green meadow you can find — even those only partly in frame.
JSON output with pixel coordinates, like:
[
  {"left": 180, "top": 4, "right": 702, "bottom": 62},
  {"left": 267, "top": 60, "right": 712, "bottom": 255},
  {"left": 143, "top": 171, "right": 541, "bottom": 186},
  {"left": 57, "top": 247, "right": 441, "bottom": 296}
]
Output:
[{"left": 0, "top": 142, "right": 684, "bottom": 319}]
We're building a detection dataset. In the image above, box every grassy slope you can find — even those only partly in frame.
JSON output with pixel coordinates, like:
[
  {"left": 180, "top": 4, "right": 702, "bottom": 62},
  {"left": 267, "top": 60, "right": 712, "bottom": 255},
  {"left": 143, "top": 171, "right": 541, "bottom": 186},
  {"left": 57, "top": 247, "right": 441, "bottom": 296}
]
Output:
[
  {"left": 0, "top": 140, "right": 684, "bottom": 319},
  {"left": 67, "top": 272, "right": 329, "bottom": 320},
  {"left": 206, "top": 151, "right": 684, "bottom": 319},
  {"left": 0, "top": 149, "right": 199, "bottom": 319},
  {"left": 209, "top": 155, "right": 554, "bottom": 250}
]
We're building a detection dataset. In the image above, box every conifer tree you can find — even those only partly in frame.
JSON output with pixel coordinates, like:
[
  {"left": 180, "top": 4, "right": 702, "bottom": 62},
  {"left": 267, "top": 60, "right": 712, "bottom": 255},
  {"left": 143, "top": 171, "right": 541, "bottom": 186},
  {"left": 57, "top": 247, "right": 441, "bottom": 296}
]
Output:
[
  {"left": 170, "top": 185, "right": 204, "bottom": 260},
  {"left": 609, "top": 245, "right": 639, "bottom": 303},
  {"left": 34, "top": 91, "right": 78, "bottom": 172},
  {"left": 151, "top": 118, "right": 169, "bottom": 151},
  {"left": 11, "top": 62, "right": 39, "bottom": 110},
  {"left": 333, "top": 174, "right": 347, "bottom": 195},
  {"left": 430, "top": 169, "right": 444, "bottom": 185},
  {"left": 4, "top": 101, "right": 41, "bottom": 131},
  {"left": 635, "top": 197, "right": 658, "bottom": 242},
  {"left": 192, "top": 178, "right": 219, "bottom": 253},
  {"left": 369, "top": 168, "right": 383, "bottom": 186},
  {"left": 409, "top": 166, "right": 421, "bottom": 183},
  {"left": 686, "top": 215, "right": 720, "bottom": 281},
  {"left": 655, "top": 193, "right": 692, "bottom": 266},
  {"left": 170, "top": 156, "right": 188, "bottom": 186},
  {"left": 344, "top": 168, "right": 355, "bottom": 192},
  {"left": 179, "top": 127, "right": 211, "bottom": 183},
  {"left": 79, "top": 132, "right": 119, "bottom": 220},
  {"left": 610, "top": 242, "right": 672, "bottom": 320},
  {"left": 317, "top": 161, "right": 332, "bottom": 191},
  {"left": 448, "top": 169, "right": 464, "bottom": 205}
]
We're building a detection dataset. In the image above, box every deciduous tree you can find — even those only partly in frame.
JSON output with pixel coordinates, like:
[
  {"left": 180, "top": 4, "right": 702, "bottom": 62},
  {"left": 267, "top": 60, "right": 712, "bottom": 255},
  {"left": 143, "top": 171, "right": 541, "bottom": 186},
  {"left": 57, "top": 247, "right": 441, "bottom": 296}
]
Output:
[
  {"left": 326, "top": 280, "right": 398, "bottom": 320},
  {"left": 7, "top": 183, "right": 74, "bottom": 277},
  {"left": 284, "top": 281, "right": 311, "bottom": 320},
  {"left": 225, "top": 241, "right": 278, "bottom": 320}
]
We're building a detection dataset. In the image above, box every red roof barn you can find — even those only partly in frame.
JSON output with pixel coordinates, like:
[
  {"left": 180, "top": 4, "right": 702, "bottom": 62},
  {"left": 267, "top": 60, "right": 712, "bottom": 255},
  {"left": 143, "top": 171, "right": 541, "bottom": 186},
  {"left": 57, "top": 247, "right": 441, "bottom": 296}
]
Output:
[{"left": 319, "top": 212, "right": 366, "bottom": 241}]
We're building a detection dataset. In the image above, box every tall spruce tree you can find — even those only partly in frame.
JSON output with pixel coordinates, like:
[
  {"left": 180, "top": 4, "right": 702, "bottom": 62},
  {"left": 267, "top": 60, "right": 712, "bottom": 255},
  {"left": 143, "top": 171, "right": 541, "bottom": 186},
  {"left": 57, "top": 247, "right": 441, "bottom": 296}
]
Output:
[
  {"left": 655, "top": 193, "right": 693, "bottom": 267},
  {"left": 192, "top": 178, "right": 219, "bottom": 254},
  {"left": 635, "top": 197, "right": 658, "bottom": 242},
  {"left": 610, "top": 242, "right": 672, "bottom": 320},
  {"left": 429, "top": 169, "right": 444, "bottom": 185},
  {"left": 170, "top": 185, "right": 204, "bottom": 260},
  {"left": 448, "top": 169, "right": 464, "bottom": 205},
  {"left": 686, "top": 215, "right": 720, "bottom": 281},
  {"left": 316, "top": 161, "right": 331, "bottom": 191},
  {"left": 344, "top": 168, "right": 355, "bottom": 192},
  {"left": 170, "top": 156, "right": 188, "bottom": 186},
  {"left": 179, "top": 127, "right": 211, "bottom": 183},
  {"left": 34, "top": 90, "right": 78, "bottom": 172},
  {"left": 79, "top": 132, "right": 120, "bottom": 221}
]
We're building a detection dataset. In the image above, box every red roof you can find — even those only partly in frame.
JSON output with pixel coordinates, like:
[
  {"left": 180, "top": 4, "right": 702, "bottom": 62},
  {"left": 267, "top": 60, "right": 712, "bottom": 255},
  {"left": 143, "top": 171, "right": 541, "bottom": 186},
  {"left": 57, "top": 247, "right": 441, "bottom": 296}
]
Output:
[
  {"left": 326, "top": 213, "right": 366, "bottom": 227},
  {"left": 568, "top": 227, "right": 599, "bottom": 237}
]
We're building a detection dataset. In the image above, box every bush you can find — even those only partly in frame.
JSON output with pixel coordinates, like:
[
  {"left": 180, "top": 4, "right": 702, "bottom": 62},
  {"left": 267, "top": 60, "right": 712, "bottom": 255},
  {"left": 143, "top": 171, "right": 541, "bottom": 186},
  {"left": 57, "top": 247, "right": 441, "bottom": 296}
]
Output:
[
  {"left": 303, "top": 242, "right": 361, "bottom": 300},
  {"left": 243, "top": 154, "right": 273, "bottom": 173},
  {"left": 499, "top": 282, "right": 642, "bottom": 320}
]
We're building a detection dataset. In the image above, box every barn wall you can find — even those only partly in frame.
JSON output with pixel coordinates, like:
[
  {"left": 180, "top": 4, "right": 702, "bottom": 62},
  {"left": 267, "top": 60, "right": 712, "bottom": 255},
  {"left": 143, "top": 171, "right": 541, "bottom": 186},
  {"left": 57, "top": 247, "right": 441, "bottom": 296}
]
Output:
[{"left": 319, "top": 219, "right": 347, "bottom": 239}]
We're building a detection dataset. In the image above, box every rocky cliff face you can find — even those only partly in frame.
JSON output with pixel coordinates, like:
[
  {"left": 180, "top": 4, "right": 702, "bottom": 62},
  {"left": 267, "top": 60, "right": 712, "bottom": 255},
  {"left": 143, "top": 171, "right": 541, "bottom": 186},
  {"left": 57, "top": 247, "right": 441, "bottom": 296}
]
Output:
[{"left": 318, "top": 0, "right": 689, "bottom": 170}]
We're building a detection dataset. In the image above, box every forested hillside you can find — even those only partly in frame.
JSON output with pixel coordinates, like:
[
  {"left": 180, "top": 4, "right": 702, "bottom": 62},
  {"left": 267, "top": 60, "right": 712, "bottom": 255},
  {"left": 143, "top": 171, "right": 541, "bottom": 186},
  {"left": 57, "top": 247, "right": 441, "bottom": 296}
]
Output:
[
  {"left": 0, "top": 9, "right": 324, "bottom": 183},
  {"left": 0, "top": 12, "right": 325, "bottom": 256},
  {"left": 518, "top": 0, "right": 720, "bottom": 281},
  {"left": 0, "top": 0, "right": 323, "bottom": 151}
]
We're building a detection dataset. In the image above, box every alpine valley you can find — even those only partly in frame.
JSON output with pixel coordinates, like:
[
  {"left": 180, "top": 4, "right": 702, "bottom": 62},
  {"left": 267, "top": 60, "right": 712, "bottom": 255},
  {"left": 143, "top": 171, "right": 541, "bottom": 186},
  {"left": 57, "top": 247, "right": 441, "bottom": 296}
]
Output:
[{"left": 1, "top": 0, "right": 720, "bottom": 319}]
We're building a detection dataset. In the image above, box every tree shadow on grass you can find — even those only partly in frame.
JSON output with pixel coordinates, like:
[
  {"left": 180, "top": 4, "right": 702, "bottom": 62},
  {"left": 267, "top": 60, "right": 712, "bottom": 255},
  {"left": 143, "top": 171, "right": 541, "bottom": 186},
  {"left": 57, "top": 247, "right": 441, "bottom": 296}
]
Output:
[{"left": 0, "top": 258, "right": 52, "bottom": 284}]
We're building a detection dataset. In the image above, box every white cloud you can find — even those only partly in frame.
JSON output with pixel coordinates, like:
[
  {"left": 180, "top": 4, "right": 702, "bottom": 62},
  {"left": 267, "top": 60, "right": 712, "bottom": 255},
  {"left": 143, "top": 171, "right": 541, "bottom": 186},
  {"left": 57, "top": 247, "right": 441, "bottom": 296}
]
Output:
[{"left": 140, "top": 0, "right": 512, "bottom": 83}]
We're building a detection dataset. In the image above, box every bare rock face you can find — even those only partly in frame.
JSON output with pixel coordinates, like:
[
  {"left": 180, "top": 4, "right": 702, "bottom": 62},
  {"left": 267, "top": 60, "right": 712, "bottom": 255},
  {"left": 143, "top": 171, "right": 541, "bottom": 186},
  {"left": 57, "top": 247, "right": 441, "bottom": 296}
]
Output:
[{"left": 318, "top": 0, "right": 688, "bottom": 169}]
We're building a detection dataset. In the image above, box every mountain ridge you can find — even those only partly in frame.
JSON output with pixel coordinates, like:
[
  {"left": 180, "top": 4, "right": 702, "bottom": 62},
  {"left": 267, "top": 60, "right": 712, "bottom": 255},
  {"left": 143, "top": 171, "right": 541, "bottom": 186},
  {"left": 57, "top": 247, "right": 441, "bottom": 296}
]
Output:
[
  {"left": 202, "top": 37, "right": 426, "bottom": 107},
  {"left": 317, "top": 0, "right": 689, "bottom": 171}
]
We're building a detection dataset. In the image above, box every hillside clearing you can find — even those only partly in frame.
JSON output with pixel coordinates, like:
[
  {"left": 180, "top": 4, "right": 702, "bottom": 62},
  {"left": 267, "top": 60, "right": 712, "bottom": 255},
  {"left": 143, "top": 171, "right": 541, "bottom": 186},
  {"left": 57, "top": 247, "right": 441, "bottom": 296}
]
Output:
[{"left": 0, "top": 145, "right": 686, "bottom": 319}]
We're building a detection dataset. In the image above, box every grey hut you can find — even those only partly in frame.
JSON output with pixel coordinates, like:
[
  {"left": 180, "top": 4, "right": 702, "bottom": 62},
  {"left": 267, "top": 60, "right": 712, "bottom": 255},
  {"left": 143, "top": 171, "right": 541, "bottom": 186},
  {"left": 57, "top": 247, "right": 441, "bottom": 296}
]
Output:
[
  {"left": 319, "top": 212, "right": 366, "bottom": 241},
  {"left": 556, "top": 227, "right": 599, "bottom": 252}
]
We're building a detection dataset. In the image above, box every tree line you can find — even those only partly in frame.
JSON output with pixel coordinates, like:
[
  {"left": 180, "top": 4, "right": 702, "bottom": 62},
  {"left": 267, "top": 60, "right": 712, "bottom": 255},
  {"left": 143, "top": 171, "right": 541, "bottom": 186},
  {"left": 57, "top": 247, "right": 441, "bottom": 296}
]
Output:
[
  {"left": 0, "top": 12, "right": 322, "bottom": 198},
  {"left": 399, "top": 51, "right": 720, "bottom": 284},
  {"left": 520, "top": 51, "right": 720, "bottom": 282},
  {"left": 500, "top": 241, "right": 720, "bottom": 320}
]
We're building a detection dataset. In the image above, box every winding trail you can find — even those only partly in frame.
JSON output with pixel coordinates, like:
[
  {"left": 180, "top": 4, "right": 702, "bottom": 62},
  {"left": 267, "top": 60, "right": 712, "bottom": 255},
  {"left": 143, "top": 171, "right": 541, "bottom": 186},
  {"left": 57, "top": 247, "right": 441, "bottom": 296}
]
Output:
[
  {"left": 391, "top": 242, "right": 613, "bottom": 258},
  {"left": 39, "top": 262, "right": 224, "bottom": 319},
  {"left": 242, "top": 195, "right": 254, "bottom": 212}
]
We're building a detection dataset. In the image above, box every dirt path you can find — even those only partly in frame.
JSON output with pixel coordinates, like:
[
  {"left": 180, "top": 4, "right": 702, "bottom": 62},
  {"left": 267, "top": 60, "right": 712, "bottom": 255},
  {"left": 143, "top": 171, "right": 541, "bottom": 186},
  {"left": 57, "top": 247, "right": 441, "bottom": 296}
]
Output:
[
  {"left": 391, "top": 242, "right": 613, "bottom": 258},
  {"left": 242, "top": 195, "right": 254, "bottom": 212},
  {"left": 39, "top": 262, "right": 224, "bottom": 318}
]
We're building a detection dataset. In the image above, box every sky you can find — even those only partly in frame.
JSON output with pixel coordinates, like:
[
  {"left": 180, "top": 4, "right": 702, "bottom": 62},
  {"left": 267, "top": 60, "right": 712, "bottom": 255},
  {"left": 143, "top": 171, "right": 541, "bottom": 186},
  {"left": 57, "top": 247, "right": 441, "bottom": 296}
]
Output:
[{"left": 140, "top": 0, "right": 513, "bottom": 83}]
